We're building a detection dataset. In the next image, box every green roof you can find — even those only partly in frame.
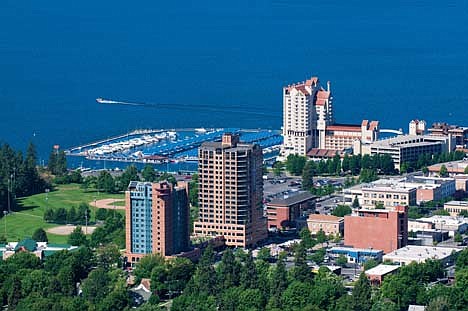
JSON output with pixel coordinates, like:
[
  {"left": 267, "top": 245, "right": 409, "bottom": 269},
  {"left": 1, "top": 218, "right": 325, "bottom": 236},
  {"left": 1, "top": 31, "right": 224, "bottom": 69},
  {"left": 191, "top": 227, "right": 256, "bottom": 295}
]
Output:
[
  {"left": 0, "top": 244, "right": 6, "bottom": 248},
  {"left": 14, "top": 238, "right": 37, "bottom": 252},
  {"left": 43, "top": 250, "right": 58, "bottom": 257}
]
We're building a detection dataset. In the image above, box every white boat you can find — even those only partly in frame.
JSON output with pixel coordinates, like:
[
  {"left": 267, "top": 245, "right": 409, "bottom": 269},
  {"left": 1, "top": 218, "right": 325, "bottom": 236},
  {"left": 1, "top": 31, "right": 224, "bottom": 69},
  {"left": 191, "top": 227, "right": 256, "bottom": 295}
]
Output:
[{"left": 195, "top": 128, "right": 207, "bottom": 133}]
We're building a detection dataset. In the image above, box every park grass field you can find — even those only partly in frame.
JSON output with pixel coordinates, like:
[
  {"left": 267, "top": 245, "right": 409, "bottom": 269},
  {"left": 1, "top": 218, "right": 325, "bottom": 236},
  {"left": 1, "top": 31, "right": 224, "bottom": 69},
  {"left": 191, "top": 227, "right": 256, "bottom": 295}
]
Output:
[{"left": 0, "top": 184, "right": 124, "bottom": 243}]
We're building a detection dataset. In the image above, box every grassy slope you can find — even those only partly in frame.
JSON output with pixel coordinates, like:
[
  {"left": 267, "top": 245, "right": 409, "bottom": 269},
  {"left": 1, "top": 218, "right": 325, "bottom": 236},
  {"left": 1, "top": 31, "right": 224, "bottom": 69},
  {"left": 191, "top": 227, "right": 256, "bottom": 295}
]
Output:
[{"left": 0, "top": 184, "right": 124, "bottom": 243}]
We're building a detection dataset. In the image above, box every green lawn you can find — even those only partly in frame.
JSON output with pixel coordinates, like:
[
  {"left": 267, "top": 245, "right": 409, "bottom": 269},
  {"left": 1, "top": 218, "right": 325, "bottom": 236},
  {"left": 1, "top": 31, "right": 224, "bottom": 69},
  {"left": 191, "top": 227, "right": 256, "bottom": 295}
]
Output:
[{"left": 0, "top": 184, "right": 124, "bottom": 243}]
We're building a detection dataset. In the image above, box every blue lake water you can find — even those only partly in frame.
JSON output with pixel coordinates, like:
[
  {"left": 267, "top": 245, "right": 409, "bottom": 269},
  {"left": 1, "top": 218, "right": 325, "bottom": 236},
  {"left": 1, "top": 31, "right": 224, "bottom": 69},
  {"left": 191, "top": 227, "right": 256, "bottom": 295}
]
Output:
[{"left": 0, "top": 0, "right": 467, "bottom": 163}]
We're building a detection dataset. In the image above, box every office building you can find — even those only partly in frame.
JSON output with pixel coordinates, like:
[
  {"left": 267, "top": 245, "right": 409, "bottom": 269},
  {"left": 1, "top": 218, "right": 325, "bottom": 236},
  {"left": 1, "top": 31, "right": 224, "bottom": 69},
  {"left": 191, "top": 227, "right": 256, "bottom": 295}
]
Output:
[
  {"left": 344, "top": 206, "right": 408, "bottom": 254},
  {"left": 383, "top": 245, "right": 461, "bottom": 266},
  {"left": 367, "top": 135, "right": 451, "bottom": 170},
  {"left": 266, "top": 192, "right": 316, "bottom": 230},
  {"left": 281, "top": 77, "right": 334, "bottom": 157},
  {"left": 307, "top": 214, "right": 344, "bottom": 236},
  {"left": 125, "top": 181, "right": 190, "bottom": 265},
  {"left": 193, "top": 133, "right": 267, "bottom": 247}
]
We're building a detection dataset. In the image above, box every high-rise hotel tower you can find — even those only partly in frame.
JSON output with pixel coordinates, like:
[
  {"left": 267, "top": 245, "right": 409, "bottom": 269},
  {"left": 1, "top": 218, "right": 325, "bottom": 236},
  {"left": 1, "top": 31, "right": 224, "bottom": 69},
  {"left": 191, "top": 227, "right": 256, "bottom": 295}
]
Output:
[
  {"left": 125, "top": 181, "right": 190, "bottom": 265},
  {"left": 193, "top": 133, "right": 267, "bottom": 248},
  {"left": 281, "top": 77, "right": 334, "bottom": 157}
]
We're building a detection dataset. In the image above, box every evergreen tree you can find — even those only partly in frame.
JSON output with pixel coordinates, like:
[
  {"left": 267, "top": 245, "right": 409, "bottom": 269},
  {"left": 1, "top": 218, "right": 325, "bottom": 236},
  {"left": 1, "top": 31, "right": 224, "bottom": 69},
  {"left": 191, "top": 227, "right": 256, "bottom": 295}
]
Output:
[
  {"left": 352, "top": 273, "right": 372, "bottom": 311},
  {"left": 240, "top": 250, "right": 258, "bottom": 289},
  {"left": 292, "top": 242, "right": 313, "bottom": 283},
  {"left": 185, "top": 245, "right": 217, "bottom": 296},
  {"left": 48, "top": 148, "right": 57, "bottom": 174},
  {"left": 270, "top": 252, "right": 288, "bottom": 306},
  {"left": 142, "top": 164, "right": 157, "bottom": 182},
  {"left": 67, "top": 206, "right": 78, "bottom": 224},
  {"left": 439, "top": 164, "right": 448, "bottom": 177},
  {"left": 67, "top": 226, "right": 87, "bottom": 246},
  {"left": 32, "top": 228, "right": 48, "bottom": 242},
  {"left": 302, "top": 161, "right": 315, "bottom": 190},
  {"left": 217, "top": 248, "right": 241, "bottom": 290}
]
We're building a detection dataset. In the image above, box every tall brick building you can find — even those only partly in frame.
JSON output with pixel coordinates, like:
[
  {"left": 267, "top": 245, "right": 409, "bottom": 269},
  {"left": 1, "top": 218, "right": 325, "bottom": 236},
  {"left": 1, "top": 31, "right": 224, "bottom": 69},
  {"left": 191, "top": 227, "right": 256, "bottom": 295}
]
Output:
[
  {"left": 125, "top": 181, "right": 190, "bottom": 265},
  {"left": 344, "top": 206, "right": 408, "bottom": 254},
  {"left": 193, "top": 133, "right": 267, "bottom": 247}
]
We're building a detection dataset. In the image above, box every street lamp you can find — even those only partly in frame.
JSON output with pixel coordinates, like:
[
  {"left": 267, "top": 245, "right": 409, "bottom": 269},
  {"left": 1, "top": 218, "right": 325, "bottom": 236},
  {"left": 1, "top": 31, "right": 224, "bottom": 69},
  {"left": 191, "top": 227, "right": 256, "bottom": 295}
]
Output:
[
  {"left": 45, "top": 188, "right": 50, "bottom": 210},
  {"left": 3, "top": 210, "right": 7, "bottom": 240}
]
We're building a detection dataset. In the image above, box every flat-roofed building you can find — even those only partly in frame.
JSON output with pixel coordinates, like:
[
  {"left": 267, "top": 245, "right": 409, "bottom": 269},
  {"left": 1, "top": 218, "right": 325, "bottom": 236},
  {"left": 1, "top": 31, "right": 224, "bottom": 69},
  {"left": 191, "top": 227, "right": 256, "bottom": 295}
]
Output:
[
  {"left": 361, "top": 183, "right": 416, "bottom": 208},
  {"left": 428, "top": 160, "right": 468, "bottom": 177},
  {"left": 266, "top": 192, "right": 316, "bottom": 230},
  {"left": 383, "top": 245, "right": 461, "bottom": 266},
  {"left": 444, "top": 200, "right": 468, "bottom": 216},
  {"left": 344, "top": 206, "right": 408, "bottom": 254},
  {"left": 428, "top": 122, "right": 468, "bottom": 148},
  {"left": 408, "top": 219, "right": 434, "bottom": 232},
  {"left": 367, "top": 135, "right": 451, "bottom": 170},
  {"left": 328, "top": 247, "right": 383, "bottom": 264},
  {"left": 365, "top": 264, "right": 400, "bottom": 286},
  {"left": 194, "top": 133, "right": 267, "bottom": 248},
  {"left": 418, "top": 215, "right": 468, "bottom": 237},
  {"left": 307, "top": 214, "right": 344, "bottom": 236}
]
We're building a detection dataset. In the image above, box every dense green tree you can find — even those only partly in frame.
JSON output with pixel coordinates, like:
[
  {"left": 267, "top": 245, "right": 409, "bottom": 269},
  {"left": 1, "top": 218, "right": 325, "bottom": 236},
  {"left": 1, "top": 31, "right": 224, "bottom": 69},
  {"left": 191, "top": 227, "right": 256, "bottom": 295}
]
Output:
[
  {"left": 240, "top": 250, "right": 258, "bottom": 289},
  {"left": 285, "top": 154, "right": 307, "bottom": 176},
  {"left": 217, "top": 248, "right": 241, "bottom": 289},
  {"left": 6, "top": 251, "right": 42, "bottom": 270},
  {"left": 454, "top": 232, "right": 463, "bottom": 243},
  {"left": 81, "top": 267, "right": 110, "bottom": 305},
  {"left": 96, "top": 243, "right": 121, "bottom": 270},
  {"left": 352, "top": 273, "right": 372, "bottom": 311},
  {"left": 189, "top": 173, "right": 199, "bottom": 207},
  {"left": 310, "top": 248, "right": 326, "bottom": 264},
  {"left": 426, "top": 296, "right": 450, "bottom": 311},
  {"left": 185, "top": 245, "right": 217, "bottom": 296},
  {"left": 299, "top": 227, "right": 316, "bottom": 249},
  {"left": 363, "top": 259, "right": 379, "bottom": 271},
  {"left": 332, "top": 204, "right": 352, "bottom": 217},
  {"left": 336, "top": 255, "right": 347, "bottom": 267},
  {"left": 118, "top": 164, "right": 139, "bottom": 191},
  {"left": 281, "top": 281, "right": 314, "bottom": 311},
  {"left": 315, "top": 229, "right": 327, "bottom": 244},
  {"left": 55, "top": 207, "right": 67, "bottom": 224},
  {"left": 272, "top": 161, "right": 284, "bottom": 177},
  {"left": 359, "top": 168, "right": 378, "bottom": 183},
  {"left": 97, "top": 171, "right": 115, "bottom": 193},
  {"left": 257, "top": 247, "right": 271, "bottom": 262},
  {"left": 133, "top": 254, "right": 165, "bottom": 282},
  {"left": 95, "top": 208, "right": 108, "bottom": 221},
  {"left": 302, "top": 161, "right": 315, "bottom": 190},
  {"left": 439, "top": 164, "right": 448, "bottom": 177},
  {"left": 67, "top": 226, "right": 87, "bottom": 246},
  {"left": 66, "top": 206, "right": 77, "bottom": 224},
  {"left": 32, "top": 228, "right": 48, "bottom": 242},
  {"left": 269, "top": 252, "right": 288, "bottom": 307},
  {"left": 433, "top": 209, "right": 450, "bottom": 216},
  {"left": 142, "top": 164, "right": 157, "bottom": 182},
  {"left": 352, "top": 196, "right": 360, "bottom": 208},
  {"left": 291, "top": 242, "right": 313, "bottom": 283}
]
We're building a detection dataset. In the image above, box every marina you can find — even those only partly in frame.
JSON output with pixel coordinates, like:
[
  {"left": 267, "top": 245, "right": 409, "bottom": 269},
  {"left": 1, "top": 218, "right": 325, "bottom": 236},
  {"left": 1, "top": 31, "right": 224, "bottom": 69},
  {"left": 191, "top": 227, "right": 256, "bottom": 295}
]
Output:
[{"left": 65, "top": 128, "right": 282, "bottom": 172}]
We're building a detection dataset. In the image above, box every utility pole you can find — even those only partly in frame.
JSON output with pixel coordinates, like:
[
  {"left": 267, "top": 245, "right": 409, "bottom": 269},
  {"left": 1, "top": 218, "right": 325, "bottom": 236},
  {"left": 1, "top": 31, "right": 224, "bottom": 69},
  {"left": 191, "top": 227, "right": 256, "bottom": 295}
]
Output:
[
  {"left": 3, "top": 211, "right": 7, "bottom": 240},
  {"left": 85, "top": 211, "right": 88, "bottom": 235}
]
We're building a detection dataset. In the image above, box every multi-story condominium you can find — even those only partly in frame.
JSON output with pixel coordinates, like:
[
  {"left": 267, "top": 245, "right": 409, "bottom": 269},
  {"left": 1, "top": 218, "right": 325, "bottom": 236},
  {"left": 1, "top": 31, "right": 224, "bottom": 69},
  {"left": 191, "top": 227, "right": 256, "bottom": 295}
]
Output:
[
  {"left": 193, "top": 133, "right": 267, "bottom": 247},
  {"left": 344, "top": 206, "right": 408, "bottom": 254},
  {"left": 125, "top": 181, "right": 190, "bottom": 265},
  {"left": 281, "top": 77, "right": 333, "bottom": 157},
  {"left": 367, "top": 135, "right": 451, "bottom": 170}
]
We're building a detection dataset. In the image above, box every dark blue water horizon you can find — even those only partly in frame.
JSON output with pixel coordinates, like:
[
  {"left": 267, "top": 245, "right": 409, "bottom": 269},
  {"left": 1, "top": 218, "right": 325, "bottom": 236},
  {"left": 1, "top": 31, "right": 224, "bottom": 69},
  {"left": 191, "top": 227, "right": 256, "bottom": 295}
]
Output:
[{"left": 1, "top": 0, "right": 467, "bottom": 164}]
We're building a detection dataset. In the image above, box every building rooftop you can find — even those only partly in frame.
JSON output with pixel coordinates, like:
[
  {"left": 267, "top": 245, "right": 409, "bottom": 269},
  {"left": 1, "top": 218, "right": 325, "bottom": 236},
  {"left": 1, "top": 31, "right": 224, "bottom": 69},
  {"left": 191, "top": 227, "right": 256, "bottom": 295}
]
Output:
[
  {"left": 365, "top": 264, "right": 400, "bottom": 276},
  {"left": 330, "top": 246, "right": 383, "bottom": 254},
  {"left": 445, "top": 200, "right": 468, "bottom": 207},
  {"left": 428, "top": 160, "right": 468, "bottom": 173},
  {"left": 370, "top": 135, "right": 448, "bottom": 149},
  {"left": 268, "top": 192, "right": 316, "bottom": 207},
  {"left": 418, "top": 215, "right": 468, "bottom": 226},
  {"left": 383, "top": 245, "right": 461, "bottom": 263},
  {"left": 307, "top": 214, "right": 343, "bottom": 222}
]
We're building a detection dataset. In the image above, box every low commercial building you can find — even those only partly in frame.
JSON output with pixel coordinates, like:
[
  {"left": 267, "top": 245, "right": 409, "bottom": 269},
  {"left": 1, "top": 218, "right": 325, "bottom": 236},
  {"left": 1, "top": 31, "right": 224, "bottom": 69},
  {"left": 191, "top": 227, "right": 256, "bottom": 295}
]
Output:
[
  {"left": 0, "top": 238, "right": 78, "bottom": 260},
  {"left": 453, "top": 175, "right": 468, "bottom": 192},
  {"left": 383, "top": 245, "right": 461, "bottom": 266},
  {"left": 266, "top": 192, "right": 316, "bottom": 230},
  {"left": 328, "top": 247, "right": 383, "bottom": 264},
  {"left": 408, "top": 219, "right": 434, "bottom": 232},
  {"left": 428, "top": 160, "right": 468, "bottom": 177},
  {"left": 344, "top": 206, "right": 408, "bottom": 253},
  {"left": 307, "top": 214, "right": 344, "bottom": 236},
  {"left": 365, "top": 264, "right": 400, "bottom": 285},
  {"left": 428, "top": 122, "right": 468, "bottom": 148},
  {"left": 367, "top": 135, "right": 451, "bottom": 170},
  {"left": 444, "top": 201, "right": 468, "bottom": 216},
  {"left": 417, "top": 215, "right": 468, "bottom": 237}
]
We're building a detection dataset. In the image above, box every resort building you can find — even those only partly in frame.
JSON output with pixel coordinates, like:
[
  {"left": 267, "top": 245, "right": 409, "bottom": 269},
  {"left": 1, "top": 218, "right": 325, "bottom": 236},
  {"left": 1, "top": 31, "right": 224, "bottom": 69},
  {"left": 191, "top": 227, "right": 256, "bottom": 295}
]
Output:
[
  {"left": 324, "top": 120, "right": 379, "bottom": 151},
  {"left": 344, "top": 206, "right": 408, "bottom": 254},
  {"left": 0, "top": 238, "right": 78, "bottom": 260},
  {"left": 366, "top": 135, "right": 452, "bottom": 170},
  {"left": 125, "top": 181, "right": 190, "bottom": 265},
  {"left": 383, "top": 245, "right": 461, "bottom": 266},
  {"left": 193, "top": 133, "right": 267, "bottom": 248},
  {"left": 409, "top": 120, "right": 427, "bottom": 136},
  {"left": 307, "top": 214, "right": 344, "bottom": 236},
  {"left": 444, "top": 201, "right": 468, "bottom": 217},
  {"left": 266, "top": 192, "right": 316, "bottom": 230},
  {"left": 428, "top": 122, "right": 468, "bottom": 148},
  {"left": 281, "top": 77, "right": 334, "bottom": 157}
]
